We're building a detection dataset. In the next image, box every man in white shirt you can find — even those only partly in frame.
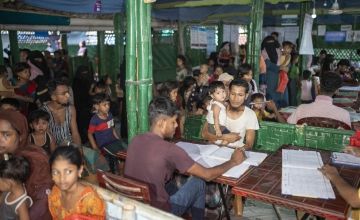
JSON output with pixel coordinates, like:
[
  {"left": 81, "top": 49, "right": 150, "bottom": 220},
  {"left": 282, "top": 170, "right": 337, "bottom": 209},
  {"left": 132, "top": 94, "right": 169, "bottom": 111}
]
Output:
[{"left": 203, "top": 79, "right": 259, "bottom": 149}]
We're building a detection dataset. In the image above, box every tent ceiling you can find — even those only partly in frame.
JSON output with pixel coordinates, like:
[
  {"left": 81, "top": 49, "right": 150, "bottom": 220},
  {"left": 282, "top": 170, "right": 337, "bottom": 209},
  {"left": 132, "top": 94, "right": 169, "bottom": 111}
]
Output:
[{"left": 0, "top": 0, "right": 359, "bottom": 25}]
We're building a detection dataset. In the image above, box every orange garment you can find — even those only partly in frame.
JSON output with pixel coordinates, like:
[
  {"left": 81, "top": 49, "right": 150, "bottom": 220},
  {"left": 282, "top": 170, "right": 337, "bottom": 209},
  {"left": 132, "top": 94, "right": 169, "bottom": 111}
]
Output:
[
  {"left": 276, "top": 70, "right": 289, "bottom": 93},
  {"left": 48, "top": 185, "right": 105, "bottom": 220}
]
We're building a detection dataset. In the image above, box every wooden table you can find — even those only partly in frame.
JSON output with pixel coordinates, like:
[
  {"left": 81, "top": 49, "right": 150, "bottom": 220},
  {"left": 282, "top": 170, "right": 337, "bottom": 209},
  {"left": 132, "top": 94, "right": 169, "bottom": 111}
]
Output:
[{"left": 232, "top": 145, "right": 360, "bottom": 219}]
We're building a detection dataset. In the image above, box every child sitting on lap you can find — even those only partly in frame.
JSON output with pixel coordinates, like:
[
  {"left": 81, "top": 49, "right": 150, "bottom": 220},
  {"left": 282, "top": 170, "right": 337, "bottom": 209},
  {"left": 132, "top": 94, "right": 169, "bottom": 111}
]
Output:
[{"left": 206, "top": 81, "right": 230, "bottom": 145}]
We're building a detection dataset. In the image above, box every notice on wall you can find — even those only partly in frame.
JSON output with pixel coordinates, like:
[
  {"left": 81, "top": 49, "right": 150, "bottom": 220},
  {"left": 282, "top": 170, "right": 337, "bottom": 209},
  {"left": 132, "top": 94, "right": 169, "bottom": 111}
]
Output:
[
  {"left": 346, "top": 31, "right": 354, "bottom": 42},
  {"left": 317, "top": 25, "right": 326, "bottom": 36},
  {"left": 341, "top": 25, "right": 352, "bottom": 32},
  {"left": 354, "top": 31, "right": 360, "bottom": 42},
  {"left": 283, "top": 26, "right": 299, "bottom": 44},
  {"left": 190, "top": 26, "right": 207, "bottom": 49},
  {"left": 299, "top": 14, "right": 314, "bottom": 55}
]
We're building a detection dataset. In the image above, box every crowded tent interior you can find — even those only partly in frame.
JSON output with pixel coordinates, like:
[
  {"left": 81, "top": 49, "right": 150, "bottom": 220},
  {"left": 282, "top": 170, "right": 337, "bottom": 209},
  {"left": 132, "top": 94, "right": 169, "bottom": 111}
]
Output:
[{"left": 0, "top": 0, "right": 360, "bottom": 219}]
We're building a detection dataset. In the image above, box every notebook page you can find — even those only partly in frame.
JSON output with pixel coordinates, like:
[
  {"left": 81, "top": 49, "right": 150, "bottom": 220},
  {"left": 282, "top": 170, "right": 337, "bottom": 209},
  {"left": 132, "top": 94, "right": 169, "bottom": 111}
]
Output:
[
  {"left": 282, "top": 167, "right": 334, "bottom": 199},
  {"left": 202, "top": 156, "right": 251, "bottom": 178},
  {"left": 208, "top": 147, "right": 268, "bottom": 166},
  {"left": 282, "top": 149, "right": 323, "bottom": 169}
]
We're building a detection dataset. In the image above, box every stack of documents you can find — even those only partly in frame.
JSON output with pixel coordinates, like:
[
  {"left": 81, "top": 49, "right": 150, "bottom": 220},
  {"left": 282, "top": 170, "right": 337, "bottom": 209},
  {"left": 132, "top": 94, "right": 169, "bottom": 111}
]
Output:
[
  {"left": 281, "top": 149, "right": 335, "bottom": 199},
  {"left": 332, "top": 152, "right": 360, "bottom": 167},
  {"left": 176, "top": 142, "right": 268, "bottom": 178}
]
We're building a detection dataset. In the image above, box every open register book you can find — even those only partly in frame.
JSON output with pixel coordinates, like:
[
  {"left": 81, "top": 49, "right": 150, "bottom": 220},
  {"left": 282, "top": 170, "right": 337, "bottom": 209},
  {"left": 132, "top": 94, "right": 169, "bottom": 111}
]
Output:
[
  {"left": 176, "top": 142, "right": 268, "bottom": 179},
  {"left": 282, "top": 149, "right": 335, "bottom": 199}
]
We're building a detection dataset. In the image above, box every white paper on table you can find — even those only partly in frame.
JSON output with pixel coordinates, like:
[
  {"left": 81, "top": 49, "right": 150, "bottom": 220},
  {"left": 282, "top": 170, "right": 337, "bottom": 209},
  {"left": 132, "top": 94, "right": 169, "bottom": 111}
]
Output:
[
  {"left": 282, "top": 167, "right": 335, "bottom": 199},
  {"left": 282, "top": 149, "right": 323, "bottom": 169},
  {"left": 281, "top": 149, "right": 335, "bottom": 199},
  {"left": 332, "top": 152, "right": 360, "bottom": 166}
]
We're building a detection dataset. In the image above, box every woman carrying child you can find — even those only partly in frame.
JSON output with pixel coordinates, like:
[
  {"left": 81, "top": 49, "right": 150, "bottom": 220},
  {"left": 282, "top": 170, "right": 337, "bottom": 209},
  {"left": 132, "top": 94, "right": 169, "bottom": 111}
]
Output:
[
  {"left": 0, "top": 156, "right": 32, "bottom": 220},
  {"left": 0, "top": 110, "right": 53, "bottom": 219},
  {"left": 48, "top": 146, "right": 105, "bottom": 219}
]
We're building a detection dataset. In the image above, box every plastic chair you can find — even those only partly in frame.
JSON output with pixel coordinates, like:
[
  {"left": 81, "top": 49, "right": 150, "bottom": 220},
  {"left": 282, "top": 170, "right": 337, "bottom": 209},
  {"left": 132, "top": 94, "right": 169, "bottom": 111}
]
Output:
[
  {"left": 297, "top": 117, "right": 351, "bottom": 130},
  {"left": 96, "top": 169, "right": 151, "bottom": 204}
]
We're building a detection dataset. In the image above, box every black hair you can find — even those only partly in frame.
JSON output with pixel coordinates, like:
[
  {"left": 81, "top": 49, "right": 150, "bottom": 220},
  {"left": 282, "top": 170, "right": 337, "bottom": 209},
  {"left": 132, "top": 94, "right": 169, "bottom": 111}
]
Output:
[
  {"left": 158, "top": 81, "right": 179, "bottom": 98},
  {"left": 47, "top": 78, "right": 68, "bottom": 95},
  {"left": 177, "top": 55, "right": 187, "bottom": 66},
  {"left": 28, "top": 109, "right": 50, "bottom": 124},
  {"left": 320, "top": 71, "right": 343, "bottom": 94},
  {"left": 337, "top": 59, "right": 350, "bottom": 68},
  {"left": 19, "top": 48, "right": 31, "bottom": 54},
  {"left": 192, "top": 69, "right": 201, "bottom": 77},
  {"left": 320, "top": 49, "right": 327, "bottom": 55},
  {"left": 209, "top": 81, "right": 225, "bottom": 94},
  {"left": 95, "top": 81, "right": 107, "bottom": 90},
  {"left": 271, "top": 32, "right": 279, "bottom": 37},
  {"left": 0, "top": 98, "right": 20, "bottom": 110},
  {"left": 0, "top": 65, "right": 7, "bottom": 75},
  {"left": 92, "top": 93, "right": 111, "bottom": 105},
  {"left": 49, "top": 145, "right": 82, "bottom": 169},
  {"left": 13, "top": 62, "right": 30, "bottom": 75},
  {"left": 0, "top": 155, "right": 30, "bottom": 183},
  {"left": 148, "top": 96, "right": 179, "bottom": 126},
  {"left": 250, "top": 93, "right": 265, "bottom": 102},
  {"left": 54, "top": 50, "right": 61, "bottom": 56},
  {"left": 238, "top": 63, "right": 252, "bottom": 77},
  {"left": 302, "top": 70, "right": 312, "bottom": 80},
  {"left": 282, "top": 41, "right": 293, "bottom": 48},
  {"left": 229, "top": 78, "right": 249, "bottom": 93}
]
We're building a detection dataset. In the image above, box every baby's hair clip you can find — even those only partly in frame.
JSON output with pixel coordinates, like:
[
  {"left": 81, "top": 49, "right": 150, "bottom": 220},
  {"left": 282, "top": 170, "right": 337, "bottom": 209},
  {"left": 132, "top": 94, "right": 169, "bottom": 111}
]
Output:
[{"left": 4, "top": 153, "right": 9, "bottom": 161}]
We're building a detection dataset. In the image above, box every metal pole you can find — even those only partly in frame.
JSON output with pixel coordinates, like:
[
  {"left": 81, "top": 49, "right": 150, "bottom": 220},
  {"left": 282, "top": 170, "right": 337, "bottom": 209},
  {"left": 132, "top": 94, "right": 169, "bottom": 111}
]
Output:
[
  {"left": 126, "top": 0, "right": 138, "bottom": 141},
  {"left": 97, "top": 31, "right": 106, "bottom": 76},
  {"left": 9, "top": 30, "right": 19, "bottom": 64}
]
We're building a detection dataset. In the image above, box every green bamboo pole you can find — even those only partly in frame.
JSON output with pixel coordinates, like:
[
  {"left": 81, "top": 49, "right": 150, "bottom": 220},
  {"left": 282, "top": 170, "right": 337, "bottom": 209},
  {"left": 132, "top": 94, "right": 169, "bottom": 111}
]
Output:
[
  {"left": 126, "top": 0, "right": 138, "bottom": 141},
  {"left": 97, "top": 31, "right": 106, "bottom": 76},
  {"left": 0, "top": 30, "right": 3, "bottom": 65},
  {"left": 217, "top": 20, "right": 223, "bottom": 51},
  {"left": 146, "top": 3, "right": 153, "bottom": 106},
  {"left": 137, "top": 0, "right": 150, "bottom": 133},
  {"left": 298, "top": 2, "right": 310, "bottom": 76},
  {"left": 114, "top": 13, "right": 125, "bottom": 82},
  {"left": 253, "top": 0, "right": 264, "bottom": 84},
  {"left": 60, "top": 33, "right": 68, "bottom": 51},
  {"left": 9, "top": 30, "right": 19, "bottom": 65}
]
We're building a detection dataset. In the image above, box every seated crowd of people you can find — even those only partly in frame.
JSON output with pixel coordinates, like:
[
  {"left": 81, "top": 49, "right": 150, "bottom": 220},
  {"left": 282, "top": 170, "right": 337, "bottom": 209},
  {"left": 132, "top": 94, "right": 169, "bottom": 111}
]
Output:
[{"left": 0, "top": 34, "right": 359, "bottom": 220}]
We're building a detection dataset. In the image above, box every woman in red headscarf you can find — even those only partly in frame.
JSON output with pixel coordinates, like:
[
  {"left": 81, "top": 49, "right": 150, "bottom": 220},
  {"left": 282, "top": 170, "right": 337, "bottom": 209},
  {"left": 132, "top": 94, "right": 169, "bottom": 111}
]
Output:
[{"left": 0, "top": 110, "right": 53, "bottom": 220}]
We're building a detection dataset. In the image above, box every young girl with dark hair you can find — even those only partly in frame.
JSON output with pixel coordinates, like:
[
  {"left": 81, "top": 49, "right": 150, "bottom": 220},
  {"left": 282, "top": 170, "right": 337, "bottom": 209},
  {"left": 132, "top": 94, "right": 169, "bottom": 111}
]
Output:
[{"left": 48, "top": 146, "right": 105, "bottom": 220}]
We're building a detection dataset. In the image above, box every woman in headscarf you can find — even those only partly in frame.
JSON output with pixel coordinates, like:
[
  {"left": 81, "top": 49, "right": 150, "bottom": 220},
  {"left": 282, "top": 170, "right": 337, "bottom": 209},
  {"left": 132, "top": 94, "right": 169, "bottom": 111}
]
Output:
[
  {"left": 0, "top": 110, "right": 53, "bottom": 220},
  {"left": 261, "top": 35, "right": 283, "bottom": 107}
]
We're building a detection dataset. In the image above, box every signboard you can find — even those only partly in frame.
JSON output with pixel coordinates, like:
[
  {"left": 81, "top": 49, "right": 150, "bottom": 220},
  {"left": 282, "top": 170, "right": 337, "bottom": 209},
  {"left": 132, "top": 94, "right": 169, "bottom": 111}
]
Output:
[
  {"left": 190, "top": 26, "right": 207, "bottom": 49},
  {"left": 281, "top": 15, "right": 298, "bottom": 26},
  {"left": 324, "top": 31, "right": 346, "bottom": 42}
]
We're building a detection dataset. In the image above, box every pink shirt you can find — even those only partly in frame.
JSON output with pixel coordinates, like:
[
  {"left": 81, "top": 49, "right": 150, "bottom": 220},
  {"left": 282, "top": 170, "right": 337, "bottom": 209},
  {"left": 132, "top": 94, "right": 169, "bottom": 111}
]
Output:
[{"left": 287, "top": 95, "right": 351, "bottom": 127}]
